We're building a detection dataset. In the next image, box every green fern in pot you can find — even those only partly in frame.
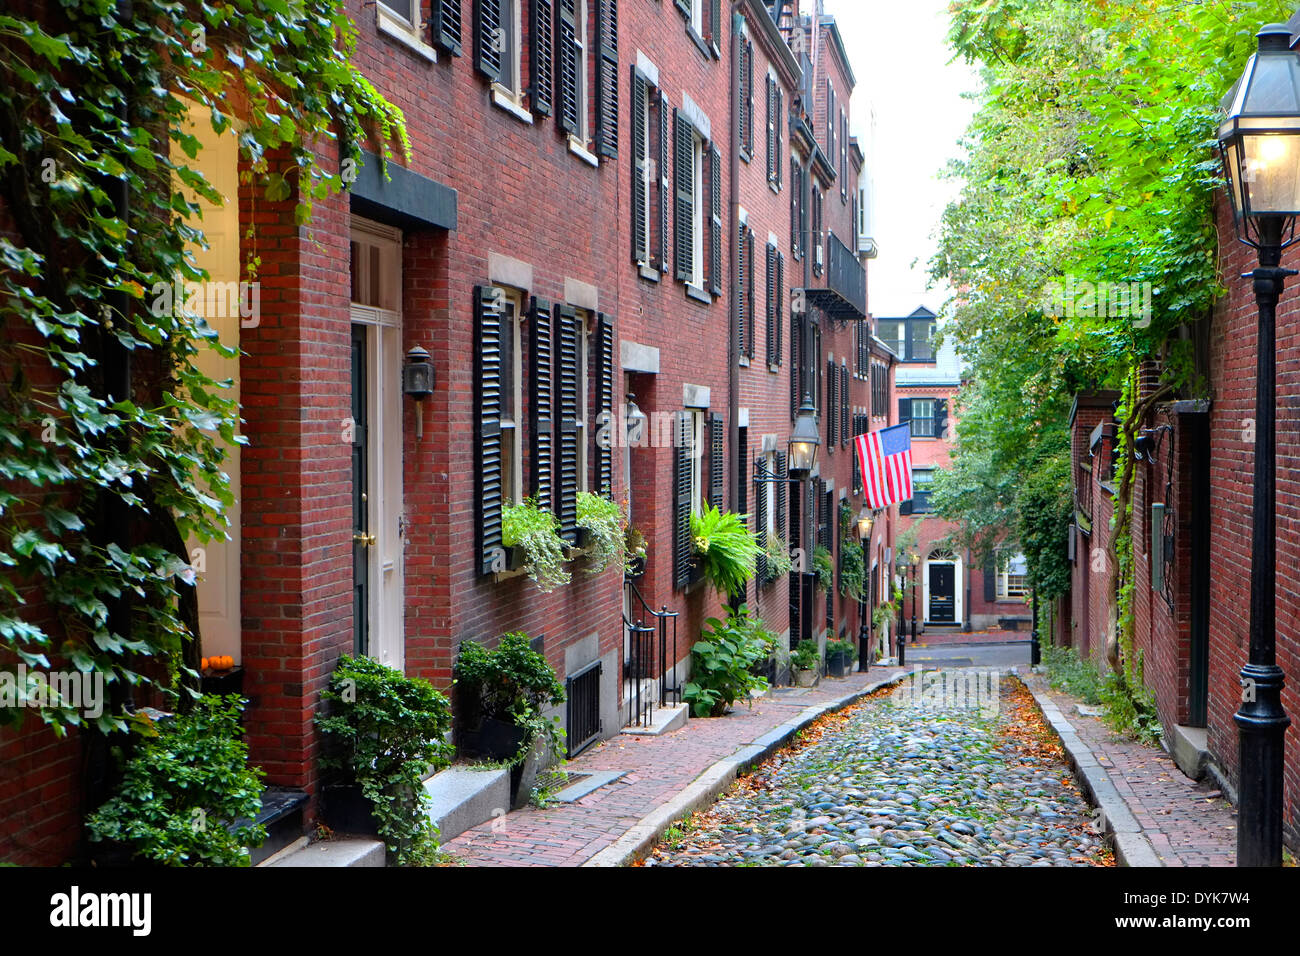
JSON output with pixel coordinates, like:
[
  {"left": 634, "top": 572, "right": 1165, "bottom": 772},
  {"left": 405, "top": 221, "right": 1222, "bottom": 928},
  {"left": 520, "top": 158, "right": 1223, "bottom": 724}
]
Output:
[{"left": 689, "top": 505, "right": 761, "bottom": 598}]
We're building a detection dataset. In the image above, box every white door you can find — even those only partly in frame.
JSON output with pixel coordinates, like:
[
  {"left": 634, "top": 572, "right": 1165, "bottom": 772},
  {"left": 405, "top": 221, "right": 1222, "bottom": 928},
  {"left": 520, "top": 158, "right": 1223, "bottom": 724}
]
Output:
[
  {"left": 176, "top": 105, "right": 242, "bottom": 665},
  {"left": 349, "top": 217, "right": 405, "bottom": 671}
]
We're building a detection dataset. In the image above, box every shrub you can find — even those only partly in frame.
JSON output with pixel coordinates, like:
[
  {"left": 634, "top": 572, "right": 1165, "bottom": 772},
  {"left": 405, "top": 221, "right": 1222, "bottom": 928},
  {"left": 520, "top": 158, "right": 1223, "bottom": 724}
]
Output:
[
  {"left": 1041, "top": 644, "right": 1104, "bottom": 705},
  {"left": 86, "top": 694, "right": 266, "bottom": 866},
  {"left": 791, "top": 639, "right": 820, "bottom": 671},
  {"left": 838, "top": 536, "right": 865, "bottom": 601},
  {"left": 503, "top": 497, "right": 571, "bottom": 592},
  {"left": 826, "top": 638, "right": 855, "bottom": 661},
  {"left": 812, "top": 545, "right": 834, "bottom": 593},
  {"left": 455, "top": 632, "right": 567, "bottom": 764},
  {"left": 683, "top": 608, "right": 771, "bottom": 717},
  {"left": 763, "top": 532, "right": 793, "bottom": 580},
  {"left": 317, "top": 656, "right": 453, "bottom": 865},
  {"left": 690, "top": 505, "right": 761, "bottom": 597},
  {"left": 576, "top": 491, "right": 629, "bottom": 574}
]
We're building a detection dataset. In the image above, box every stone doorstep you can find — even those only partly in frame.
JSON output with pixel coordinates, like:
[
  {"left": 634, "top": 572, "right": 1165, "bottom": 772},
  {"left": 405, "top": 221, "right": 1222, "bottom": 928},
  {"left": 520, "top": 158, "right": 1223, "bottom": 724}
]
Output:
[
  {"left": 1166, "top": 723, "right": 1209, "bottom": 781},
  {"left": 266, "top": 836, "right": 385, "bottom": 868},
  {"left": 423, "top": 765, "right": 512, "bottom": 843},
  {"left": 621, "top": 702, "right": 689, "bottom": 736}
]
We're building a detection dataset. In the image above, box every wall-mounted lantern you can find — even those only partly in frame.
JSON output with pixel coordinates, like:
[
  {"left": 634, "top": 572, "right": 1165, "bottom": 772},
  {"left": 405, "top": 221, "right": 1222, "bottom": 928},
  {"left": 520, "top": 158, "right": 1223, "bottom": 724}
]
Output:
[{"left": 404, "top": 345, "right": 435, "bottom": 438}]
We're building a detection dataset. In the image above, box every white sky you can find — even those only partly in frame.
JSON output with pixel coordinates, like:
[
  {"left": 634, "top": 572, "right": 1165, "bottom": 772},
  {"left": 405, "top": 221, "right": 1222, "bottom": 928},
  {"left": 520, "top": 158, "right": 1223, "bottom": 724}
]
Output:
[{"left": 824, "top": 0, "right": 981, "bottom": 320}]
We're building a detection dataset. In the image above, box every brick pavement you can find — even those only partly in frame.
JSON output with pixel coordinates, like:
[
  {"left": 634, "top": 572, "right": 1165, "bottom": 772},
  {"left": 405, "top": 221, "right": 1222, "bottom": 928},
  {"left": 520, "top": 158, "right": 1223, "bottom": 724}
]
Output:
[
  {"left": 440, "top": 666, "right": 904, "bottom": 866},
  {"left": 1027, "top": 674, "right": 1237, "bottom": 867}
]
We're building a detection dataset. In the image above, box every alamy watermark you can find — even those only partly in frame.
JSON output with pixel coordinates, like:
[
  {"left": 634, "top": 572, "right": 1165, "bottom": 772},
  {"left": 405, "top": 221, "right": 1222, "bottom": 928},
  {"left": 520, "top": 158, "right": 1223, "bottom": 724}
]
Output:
[
  {"left": 890, "top": 667, "right": 1000, "bottom": 717},
  {"left": 1042, "top": 275, "right": 1155, "bottom": 328},
  {"left": 149, "top": 277, "right": 261, "bottom": 327},
  {"left": 0, "top": 666, "right": 105, "bottom": 719}
]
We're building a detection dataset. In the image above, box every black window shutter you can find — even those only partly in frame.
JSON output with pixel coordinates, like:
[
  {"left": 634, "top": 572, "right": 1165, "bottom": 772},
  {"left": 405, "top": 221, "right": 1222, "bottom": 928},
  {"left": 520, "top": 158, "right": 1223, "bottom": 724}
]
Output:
[
  {"left": 775, "top": 252, "right": 784, "bottom": 364},
  {"left": 827, "top": 359, "right": 837, "bottom": 448},
  {"left": 657, "top": 89, "right": 671, "bottom": 274},
  {"left": 595, "top": 313, "right": 615, "bottom": 496},
  {"left": 790, "top": 314, "right": 800, "bottom": 421},
  {"left": 674, "top": 0, "right": 690, "bottom": 17},
  {"left": 775, "top": 452, "right": 787, "bottom": 542},
  {"left": 708, "top": 412, "right": 724, "bottom": 510},
  {"left": 900, "top": 489, "right": 913, "bottom": 517},
  {"left": 935, "top": 398, "right": 949, "bottom": 440},
  {"left": 755, "top": 458, "right": 768, "bottom": 581},
  {"left": 899, "top": 397, "right": 912, "bottom": 427},
  {"left": 431, "top": 0, "right": 463, "bottom": 56},
  {"left": 673, "top": 412, "right": 693, "bottom": 590},
  {"left": 775, "top": 87, "right": 783, "bottom": 189},
  {"left": 474, "top": 286, "right": 506, "bottom": 574},
  {"left": 529, "top": 298, "right": 555, "bottom": 503},
  {"left": 674, "top": 109, "right": 694, "bottom": 283},
  {"left": 984, "top": 553, "right": 996, "bottom": 603},
  {"left": 790, "top": 162, "right": 801, "bottom": 258},
  {"left": 840, "top": 364, "right": 850, "bottom": 448},
  {"left": 531, "top": 0, "right": 553, "bottom": 115},
  {"left": 474, "top": 0, "right": 503, "bottom": 81},
  {"left": 765, "top": 76, "right": 776, "bottom": 185},
  {"left": 735, "top": 222, "right": 748, "bottom": 357},
  {"left": 556, "top": 0, "right": 580, "bottom": 135},
  {"left": 631, "top": 68, "right": 649, "bottom": 266},
  {"left": 709, "top": 145, "right": 723, "bottom": 296},
  {"left": 555, "top": 305, "right": 581, "bottom": 544},
  {"left": 740, "top": 41, "right": 753, "bottom": 156},
  {"left": 596, "top": 0, "right": 619, "bottom": 158},
  {"left": 745, "top": 228, "right": 755, "bottom": 358},
  {"left": 764, "top": 243, "right": 776, "bottom": 366},
  {"left": 708, "top": 0, "right": 722, "bottom": 54},
  {"left": 852, "top": 414, "right": 862, "bottom": 494}
]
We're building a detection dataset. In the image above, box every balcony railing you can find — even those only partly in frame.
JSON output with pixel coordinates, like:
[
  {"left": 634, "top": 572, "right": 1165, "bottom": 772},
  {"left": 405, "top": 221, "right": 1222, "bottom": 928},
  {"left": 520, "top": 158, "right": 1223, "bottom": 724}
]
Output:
[{"left": 800, "top": 232, "right": 866, "bottom": 320}]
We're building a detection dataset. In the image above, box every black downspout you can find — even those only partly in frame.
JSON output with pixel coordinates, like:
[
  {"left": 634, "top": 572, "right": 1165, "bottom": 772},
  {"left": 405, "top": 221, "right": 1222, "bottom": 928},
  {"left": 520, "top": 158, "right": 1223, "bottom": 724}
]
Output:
[{"left": 728, "top": 6, "right": 743, "bottom": 517}]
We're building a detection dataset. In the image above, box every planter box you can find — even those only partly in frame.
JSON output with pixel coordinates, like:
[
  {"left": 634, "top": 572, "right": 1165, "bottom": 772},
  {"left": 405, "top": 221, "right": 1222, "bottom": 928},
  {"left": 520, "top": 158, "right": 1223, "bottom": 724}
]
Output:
[
  {"left": 794, "top": 668, "right": 819, "bottom": 688},
  {"left": 460, "top": 716, "right": 528, "bottom": 763},
  {"left": 321, "top": 783, "right": 380, "bottom": 837},
  {"left": 825, "top": 651, "right": 851, "bottom": 679},
  {"left": 625, "top": 554, "right": 646, "bottom": 578}
]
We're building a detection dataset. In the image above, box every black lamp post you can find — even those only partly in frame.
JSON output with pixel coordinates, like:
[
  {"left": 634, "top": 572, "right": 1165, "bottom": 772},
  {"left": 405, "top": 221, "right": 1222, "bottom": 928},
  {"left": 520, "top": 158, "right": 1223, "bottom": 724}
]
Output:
[
  {"left": 1031, "top": 590, "right": 1041, "bottom": 666},
  {"left": 910, "top": 553, "right": 919, "bottom": 646},
  {"left": 1217, "top": 22, "right": 1299, "bottom": 868},
  {"left": 856, "top": 508, "right": 874, "bottom": 671}
]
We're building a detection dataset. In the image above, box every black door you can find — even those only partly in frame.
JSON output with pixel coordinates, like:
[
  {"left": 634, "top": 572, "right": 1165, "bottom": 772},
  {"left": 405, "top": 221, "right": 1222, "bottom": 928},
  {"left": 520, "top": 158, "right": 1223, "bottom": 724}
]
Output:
[
  {"left": 351, "top": 325, "right": 369, "bottom": 657},
  {"left": 929, "top": 563, "right": 955, "bottom": 623}
]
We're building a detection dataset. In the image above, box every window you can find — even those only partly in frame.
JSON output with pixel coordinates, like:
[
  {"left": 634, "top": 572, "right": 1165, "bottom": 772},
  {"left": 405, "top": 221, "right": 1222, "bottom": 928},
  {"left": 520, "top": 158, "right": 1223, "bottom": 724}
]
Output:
[
  {"left": 691, "top": 131, "right": 705, "bottom": 290},
  {"left": 378, "top": 0, "right": 439, "bottom": 60},
  {"left": 790, "top": 155, "right": 804, "bottom": 259},
  {"left": 877, "top": 315, "right": 937, "bottom": 363},
  {"left": 501, "top": 289, "right": 525, "bottom": 504},
  {"left": 576, "top": 310, "right": 591, "bottom": 493},
  {"left": 689, "top": 409, "right": 706, "bottom": 513},
  {"left": 910, "top": 398, "right": 935, "bottom": 438},
  {"left": 498, "top": 0, "right": 521, "bottom": 97},
  {"left": 876, "top": 319, "right": 901, "bottom": 356},
  {"left": 997, "top": 551, "right": 1029, "bottom": 599},
  {"left": 911, "top": 468, "right": 934, "bottom": 513},
  {"left": 674, "top": 109, "right": 721, "bottom": 298},
  {"left": 632, "top": 72, "right": 669, "bottom": 273},
  {"left": 912, "top": 320, "right": 934, "bottom": 362},
  {"left": 574, "top": 0, "right": 589, "bottom": 142}
]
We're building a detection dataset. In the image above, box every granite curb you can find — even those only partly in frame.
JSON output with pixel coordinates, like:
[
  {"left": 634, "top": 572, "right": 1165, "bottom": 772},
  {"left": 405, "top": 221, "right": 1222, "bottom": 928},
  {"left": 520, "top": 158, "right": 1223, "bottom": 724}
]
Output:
[{"left": 1015, "top": 673, "right": 1164, "bottom": 867}]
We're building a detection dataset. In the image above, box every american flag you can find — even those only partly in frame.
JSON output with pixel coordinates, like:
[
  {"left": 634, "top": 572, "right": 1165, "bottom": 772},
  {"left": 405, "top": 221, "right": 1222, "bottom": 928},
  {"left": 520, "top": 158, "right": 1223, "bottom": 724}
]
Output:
[{"left": 855, "top": 423, "right": 913, "bottom": 510}]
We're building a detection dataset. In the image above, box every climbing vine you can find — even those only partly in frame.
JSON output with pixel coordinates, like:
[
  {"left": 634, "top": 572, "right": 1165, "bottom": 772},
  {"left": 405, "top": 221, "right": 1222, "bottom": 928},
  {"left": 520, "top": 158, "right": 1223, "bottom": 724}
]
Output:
[{"left": 0, "top": 1, "right": 408, "bottom": 734}]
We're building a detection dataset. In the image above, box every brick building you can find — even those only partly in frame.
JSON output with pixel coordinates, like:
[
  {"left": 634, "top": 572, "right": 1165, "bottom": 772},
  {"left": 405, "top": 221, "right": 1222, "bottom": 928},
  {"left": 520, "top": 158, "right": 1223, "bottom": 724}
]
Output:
[{"left": 0, "top": 0, "right": 885, "bottom": 862}]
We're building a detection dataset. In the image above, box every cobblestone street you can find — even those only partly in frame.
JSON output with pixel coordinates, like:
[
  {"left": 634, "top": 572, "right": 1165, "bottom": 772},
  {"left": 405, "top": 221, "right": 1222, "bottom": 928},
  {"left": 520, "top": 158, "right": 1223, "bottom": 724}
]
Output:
[{"left": 645, "top": 673, "right": 1112, "bottom": 867}]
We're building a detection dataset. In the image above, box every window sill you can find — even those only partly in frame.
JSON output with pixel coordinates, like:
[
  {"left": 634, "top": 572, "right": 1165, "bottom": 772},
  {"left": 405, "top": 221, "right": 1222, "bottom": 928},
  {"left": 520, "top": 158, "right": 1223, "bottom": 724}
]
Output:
[
  {"left": 637, "top": 264, "right": 661, "bottom": 283},
  {"left": 739, "top": 355, "right": 751, "bottom": 368},
  {"left": 685, "top": 283, "right": 711, "bottom": 305},
  {"left": 769, "top": 362, "right": 780, "bottom": 374},
  {"left": 491, "top": 86, "right": 534, "bottom": 125},
  {"left": 687, "top": 25, "right": 712, "bottom": 60},
  {"left": 376, "top": 8, "right": 438, "bottom": 63},
  {"left": 740, "top": 148, "right": 752, "bottom": 165},
  {"left": 769, "top": 180, "right": 781, "bottom": 195},
  {"left": 568, "top": 136, "right": 600, "bottom": 168}
]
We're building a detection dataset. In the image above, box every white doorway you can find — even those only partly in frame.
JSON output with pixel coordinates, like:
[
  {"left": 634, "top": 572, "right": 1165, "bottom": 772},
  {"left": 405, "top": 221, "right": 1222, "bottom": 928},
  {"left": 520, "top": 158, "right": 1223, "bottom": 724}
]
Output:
[
  {"left": 349, "top": 217, "right": 406, "bottom": 671},
  {"left": 924, "top": 548, "right": 963, "bottom": 626}
]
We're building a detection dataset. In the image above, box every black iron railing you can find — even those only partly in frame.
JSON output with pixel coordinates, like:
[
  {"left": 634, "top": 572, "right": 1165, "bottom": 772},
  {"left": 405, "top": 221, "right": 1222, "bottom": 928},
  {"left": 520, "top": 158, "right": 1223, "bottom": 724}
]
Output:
[
  {"left": 825, "top": 233, "right": 866, "bottom": 318},
  {"left": 622, "top": 579, "right": 680, "bottom": 727}
]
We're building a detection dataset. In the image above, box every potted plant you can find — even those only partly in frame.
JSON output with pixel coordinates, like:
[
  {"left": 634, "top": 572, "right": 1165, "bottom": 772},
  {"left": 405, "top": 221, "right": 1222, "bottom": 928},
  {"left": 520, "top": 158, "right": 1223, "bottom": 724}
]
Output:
[
  {"left": 315, "top": 656, "right": 452, "bottom": 865},
  {"left": 624, "top": 525, "right": 648, "bottom": 577},
  {"left": 455, "top": 633, "right": 567, "bottom": 802},
  {"left": 689, "top": 504, "right": 761, "bottom": 598},
  {"left": 791, "top": 639, "right": 821, "bottom": 688},
  {"left": 502, "top": 497, "right": 571, "bottom": 592},
  {"left": 576, "top": 491, "right": 633, "bottom": 574},
  {"left": 825, "top": 638, "right": 855, "bottom": 678},
  {"left": 812, "top": 545, "right": 834, "bottom": 594},
  {"left": 683, "top": 607, "right": 771, "bottom": 717},
  {"left": 763, "top": 532, "right": 793, "bottom": 584}
]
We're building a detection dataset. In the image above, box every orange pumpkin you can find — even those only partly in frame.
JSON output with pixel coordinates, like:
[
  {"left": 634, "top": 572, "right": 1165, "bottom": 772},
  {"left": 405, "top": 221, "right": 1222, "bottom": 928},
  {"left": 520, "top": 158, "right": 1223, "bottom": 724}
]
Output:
[{"left": 201, "top": 657, "right": 209, "bottom": 671}]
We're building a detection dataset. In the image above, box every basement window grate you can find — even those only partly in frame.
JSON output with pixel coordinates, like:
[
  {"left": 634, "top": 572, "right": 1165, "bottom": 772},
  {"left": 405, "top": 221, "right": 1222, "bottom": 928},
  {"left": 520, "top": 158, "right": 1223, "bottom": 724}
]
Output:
[{"left": 566, "top": 660, "right": 602, "bottom": 758}]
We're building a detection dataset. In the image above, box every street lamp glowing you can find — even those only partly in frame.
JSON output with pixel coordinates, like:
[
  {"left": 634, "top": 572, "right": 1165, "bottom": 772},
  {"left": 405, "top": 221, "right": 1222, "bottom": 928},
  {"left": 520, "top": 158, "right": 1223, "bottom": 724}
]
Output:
[
  {"left": 787, "top": 394, "right": 820, "bottom": 481},
  {"left": 856, "top": 507, "right": 874, "bottom": 542},
  {"left": 1219, "top": 24, "right": 1300, "bottom": 247}
]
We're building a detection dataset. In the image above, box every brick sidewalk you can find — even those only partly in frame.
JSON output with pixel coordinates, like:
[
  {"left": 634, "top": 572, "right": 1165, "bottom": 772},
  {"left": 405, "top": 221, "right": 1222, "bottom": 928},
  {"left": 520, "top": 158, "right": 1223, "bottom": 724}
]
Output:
[
  {"left": 440, "top": 666, "right": 904, "bottom": 866},
  {"left": 1026, "top": 674, "right": 1236, "bottom": 867}
]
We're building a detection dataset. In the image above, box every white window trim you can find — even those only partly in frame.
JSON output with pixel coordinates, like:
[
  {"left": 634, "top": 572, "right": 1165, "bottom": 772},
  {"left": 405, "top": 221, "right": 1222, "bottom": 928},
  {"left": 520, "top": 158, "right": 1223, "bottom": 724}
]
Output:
[
  {"left": 689, "top": 130, "right": 705, "bottom": 292},
  {"left": 689, "top": 409, "right": 705, "bottom": 515},
  {"left": 576, "top": 0, "right": 590, "bottom": 144},
  {"left": 375, "top": 2, "right": 438, "bottom": 63},
  {"left": 501, "top": 289, "right": 526, "bottom": 505},
  {"left": 997, "top": 550, "right": 1029, "bottom": 600},
  {"left": 576, "top": 310, "right": 591, "bottom": 493},
  {"left": 690, "top": 0, "right": 704, "bottom": 37}
]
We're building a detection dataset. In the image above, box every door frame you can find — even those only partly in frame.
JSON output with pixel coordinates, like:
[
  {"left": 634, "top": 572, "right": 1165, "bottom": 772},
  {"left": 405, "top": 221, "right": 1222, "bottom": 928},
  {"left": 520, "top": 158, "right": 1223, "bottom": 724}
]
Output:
[
  {"left": 349, "top": 216, "right": 405, "bottom": 672},
  {"left": 924, "top": 553, "right": 963, "bottom": 626}
]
